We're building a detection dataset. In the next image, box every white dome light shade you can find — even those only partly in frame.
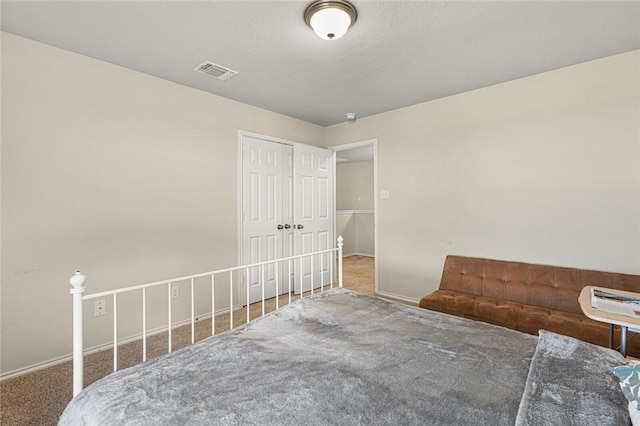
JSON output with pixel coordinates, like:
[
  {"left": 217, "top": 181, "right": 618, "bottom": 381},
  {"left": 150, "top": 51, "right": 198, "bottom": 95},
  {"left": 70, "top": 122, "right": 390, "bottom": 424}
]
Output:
[
  {"left": 310, "top": 8, "right": 351, "bottom": 40},
  {"left": 304, "top": 1, "right": 357, "bottom": 41}
]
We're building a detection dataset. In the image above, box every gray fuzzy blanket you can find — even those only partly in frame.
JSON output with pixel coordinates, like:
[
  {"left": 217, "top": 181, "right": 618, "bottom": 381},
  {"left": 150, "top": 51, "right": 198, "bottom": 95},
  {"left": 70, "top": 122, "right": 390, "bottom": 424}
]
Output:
[
  {"left": 59, "top": 289, "right": 629, "bottom": 425},
  {"left": 516, "top": 330, "right": 628, "bottom": 425}
]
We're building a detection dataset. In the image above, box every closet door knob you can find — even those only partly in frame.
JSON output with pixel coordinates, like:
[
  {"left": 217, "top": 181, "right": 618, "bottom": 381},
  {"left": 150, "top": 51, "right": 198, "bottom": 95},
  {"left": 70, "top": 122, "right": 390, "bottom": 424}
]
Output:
[
  {"left": 277, "top": 225, "right": 284, "bottom": 230},
  {"left": 296, "top": 224, "right": 304, "bottom": 230},
  {"left": 284, "top": 224, "right": 291, "bottom": 229}
]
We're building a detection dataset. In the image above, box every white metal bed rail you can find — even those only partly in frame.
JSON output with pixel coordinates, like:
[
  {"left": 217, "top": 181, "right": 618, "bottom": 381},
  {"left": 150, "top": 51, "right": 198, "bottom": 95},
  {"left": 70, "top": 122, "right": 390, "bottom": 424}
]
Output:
[{"left": 69, "top": 236, "right": 344, "bottom": 397}]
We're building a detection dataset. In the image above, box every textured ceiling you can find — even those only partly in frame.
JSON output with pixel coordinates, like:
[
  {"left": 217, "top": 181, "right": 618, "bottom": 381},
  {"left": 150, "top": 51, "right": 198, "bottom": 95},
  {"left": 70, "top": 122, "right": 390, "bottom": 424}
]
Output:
[{"left": 2, "top": 1, "right": 639, "bottom": 126}]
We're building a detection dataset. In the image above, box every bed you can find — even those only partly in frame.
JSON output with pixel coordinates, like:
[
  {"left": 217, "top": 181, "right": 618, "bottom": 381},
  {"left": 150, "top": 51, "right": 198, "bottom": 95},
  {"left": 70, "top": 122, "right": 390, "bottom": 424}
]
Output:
[
  {"left": 60, "top": 239, "right": 633, "bottom": 425},
  {"left": 60, "top": 287, "right": 631, "bottom": 425}
]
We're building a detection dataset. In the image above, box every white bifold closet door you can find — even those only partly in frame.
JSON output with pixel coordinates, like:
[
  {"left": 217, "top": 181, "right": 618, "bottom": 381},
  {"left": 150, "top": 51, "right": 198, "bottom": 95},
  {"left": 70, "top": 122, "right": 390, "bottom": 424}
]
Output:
[
  {"left": 293, "top": 143, "right": 334, "bottom": 295},
  {"left": 241, "top": 134, "right": 334, "bottom": 305}
]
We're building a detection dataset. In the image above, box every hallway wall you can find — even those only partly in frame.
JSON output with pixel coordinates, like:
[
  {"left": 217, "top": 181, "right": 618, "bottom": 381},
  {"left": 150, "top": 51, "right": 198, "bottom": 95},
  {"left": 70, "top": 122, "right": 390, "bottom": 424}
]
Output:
[{"left": 336, "top": 161, "right": 374, "bottom": 256}]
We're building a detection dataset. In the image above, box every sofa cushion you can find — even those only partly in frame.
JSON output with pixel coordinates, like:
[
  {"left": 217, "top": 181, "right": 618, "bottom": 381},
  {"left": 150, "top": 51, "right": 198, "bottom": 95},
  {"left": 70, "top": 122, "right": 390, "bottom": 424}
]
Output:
[
  {"left": 419, "top": 289, "right": 640, "bottom": 357},
  {"left": 422, "top": 255, "right": 640, "bottom": 357},
  {"left": 439, "top": 255, "right": 640, "bottom": 316}
]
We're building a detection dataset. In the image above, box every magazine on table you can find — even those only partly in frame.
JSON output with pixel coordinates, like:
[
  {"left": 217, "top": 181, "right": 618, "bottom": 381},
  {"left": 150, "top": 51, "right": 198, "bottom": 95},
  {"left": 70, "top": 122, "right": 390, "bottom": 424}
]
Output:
[{"left": 591, "top": 288, "right": 640, "bottom": 319}]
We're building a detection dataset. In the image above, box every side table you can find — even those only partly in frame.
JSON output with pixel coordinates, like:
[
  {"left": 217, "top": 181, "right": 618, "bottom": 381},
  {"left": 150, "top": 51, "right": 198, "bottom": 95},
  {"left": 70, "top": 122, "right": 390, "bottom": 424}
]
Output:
[{"left": 578, "top": 286, "right": 640, "bottom": 357}]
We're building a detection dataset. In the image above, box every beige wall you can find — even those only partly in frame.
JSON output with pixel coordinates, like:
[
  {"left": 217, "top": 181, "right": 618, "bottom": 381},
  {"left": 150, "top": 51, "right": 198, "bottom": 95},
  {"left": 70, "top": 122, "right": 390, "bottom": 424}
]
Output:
[
  {"left": 3, "top": 32, "right": 639, "bottom": 376},
  {"left": 336, "top": 212, "right": 374, "bottom": 257},
  {"left": 325, "top": 50, "right": 640, "bottom": 302},
  {"left": 336, "top": 161, "right": 374, "bottom": 210},
  {"left": 0, "top": 33, "right": 323, "bottom": 375},
  {"left": 336, "top": 213, "right": 357, "bottom": 255}
]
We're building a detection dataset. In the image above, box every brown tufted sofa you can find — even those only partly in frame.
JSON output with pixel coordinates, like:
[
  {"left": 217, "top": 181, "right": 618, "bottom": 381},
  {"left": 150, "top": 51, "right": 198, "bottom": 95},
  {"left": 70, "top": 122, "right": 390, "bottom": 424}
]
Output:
[{"left": 419, "top": 255, "right": 640, "bottom": 357}]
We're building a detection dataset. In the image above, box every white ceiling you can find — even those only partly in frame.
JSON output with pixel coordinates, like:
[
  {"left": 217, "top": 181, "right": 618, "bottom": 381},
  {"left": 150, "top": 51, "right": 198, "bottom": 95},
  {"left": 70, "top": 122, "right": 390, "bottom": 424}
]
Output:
[{"left": 2, "top": 1, "right": 639, "bottom": 127}]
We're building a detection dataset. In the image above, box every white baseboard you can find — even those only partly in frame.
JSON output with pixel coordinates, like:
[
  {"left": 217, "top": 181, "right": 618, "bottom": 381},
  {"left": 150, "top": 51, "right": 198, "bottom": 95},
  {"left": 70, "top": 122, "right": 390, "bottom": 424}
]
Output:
[
  {"left": 0, "top": 306, "right": 235, "bottom": 381},
  {"left": 376, "top": 290, "right": 420, "bottom": 306},
  {"left": 343, "top": 252, "right": 374, "bottom": 258}
]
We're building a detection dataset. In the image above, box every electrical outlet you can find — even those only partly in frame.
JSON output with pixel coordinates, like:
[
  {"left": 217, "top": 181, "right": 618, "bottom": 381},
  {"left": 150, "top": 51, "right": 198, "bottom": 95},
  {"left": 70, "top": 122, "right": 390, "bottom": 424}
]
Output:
[
  {"left": 94, "top": 300, "right": 106, "bottom": 317},
  {"left": 381, "top": 189, "right": 390, "bottom": 199},
  {"left": 171, "top": 285, "right": 179, "bottom": 299}
]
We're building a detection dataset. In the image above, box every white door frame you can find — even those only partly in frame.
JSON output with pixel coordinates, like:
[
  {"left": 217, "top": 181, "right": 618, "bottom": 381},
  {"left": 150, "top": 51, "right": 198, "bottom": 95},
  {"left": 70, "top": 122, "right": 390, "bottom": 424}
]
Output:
[{"left": 328, "top": 138, "right": 379, "bottom": 294}]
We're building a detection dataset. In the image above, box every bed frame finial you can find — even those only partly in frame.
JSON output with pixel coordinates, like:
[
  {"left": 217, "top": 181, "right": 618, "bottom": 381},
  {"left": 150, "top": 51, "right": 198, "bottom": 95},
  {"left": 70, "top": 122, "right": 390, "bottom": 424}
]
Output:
[
  {"left": 70, "top": 271, "right": 86, "bottom": 397},
  {"left": 70, "top": 271, "right": 86, "bottom": 290}
]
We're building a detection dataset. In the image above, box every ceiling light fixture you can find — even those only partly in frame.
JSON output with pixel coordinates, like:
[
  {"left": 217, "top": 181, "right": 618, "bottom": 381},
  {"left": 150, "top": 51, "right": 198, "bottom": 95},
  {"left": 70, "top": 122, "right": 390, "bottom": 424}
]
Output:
[{"left": 304, "top": 0, "right": 357, "bottom": 41}]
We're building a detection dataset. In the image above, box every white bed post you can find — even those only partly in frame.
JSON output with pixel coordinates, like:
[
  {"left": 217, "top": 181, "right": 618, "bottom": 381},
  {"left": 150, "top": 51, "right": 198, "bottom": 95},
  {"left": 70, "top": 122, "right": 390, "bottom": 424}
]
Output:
[
  {"left": 337, "top": 236, "right": 344, "bottom": 288},
  {"left": 69, "top": 271, "right": 86, "bottom": 398}
]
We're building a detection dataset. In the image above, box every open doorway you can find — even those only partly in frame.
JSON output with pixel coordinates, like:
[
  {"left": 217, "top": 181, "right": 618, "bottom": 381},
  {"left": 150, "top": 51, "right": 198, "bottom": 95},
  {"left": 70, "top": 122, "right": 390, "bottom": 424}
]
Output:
[{"left": 330, "top": 139, "right": 377, "bottom": 295}]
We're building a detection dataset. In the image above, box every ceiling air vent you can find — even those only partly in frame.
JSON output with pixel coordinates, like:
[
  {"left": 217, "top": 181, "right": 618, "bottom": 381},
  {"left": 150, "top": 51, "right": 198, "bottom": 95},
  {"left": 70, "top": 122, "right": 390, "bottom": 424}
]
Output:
[{"left": 194, "top": 61, "right": 238, "bottom": 81}]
